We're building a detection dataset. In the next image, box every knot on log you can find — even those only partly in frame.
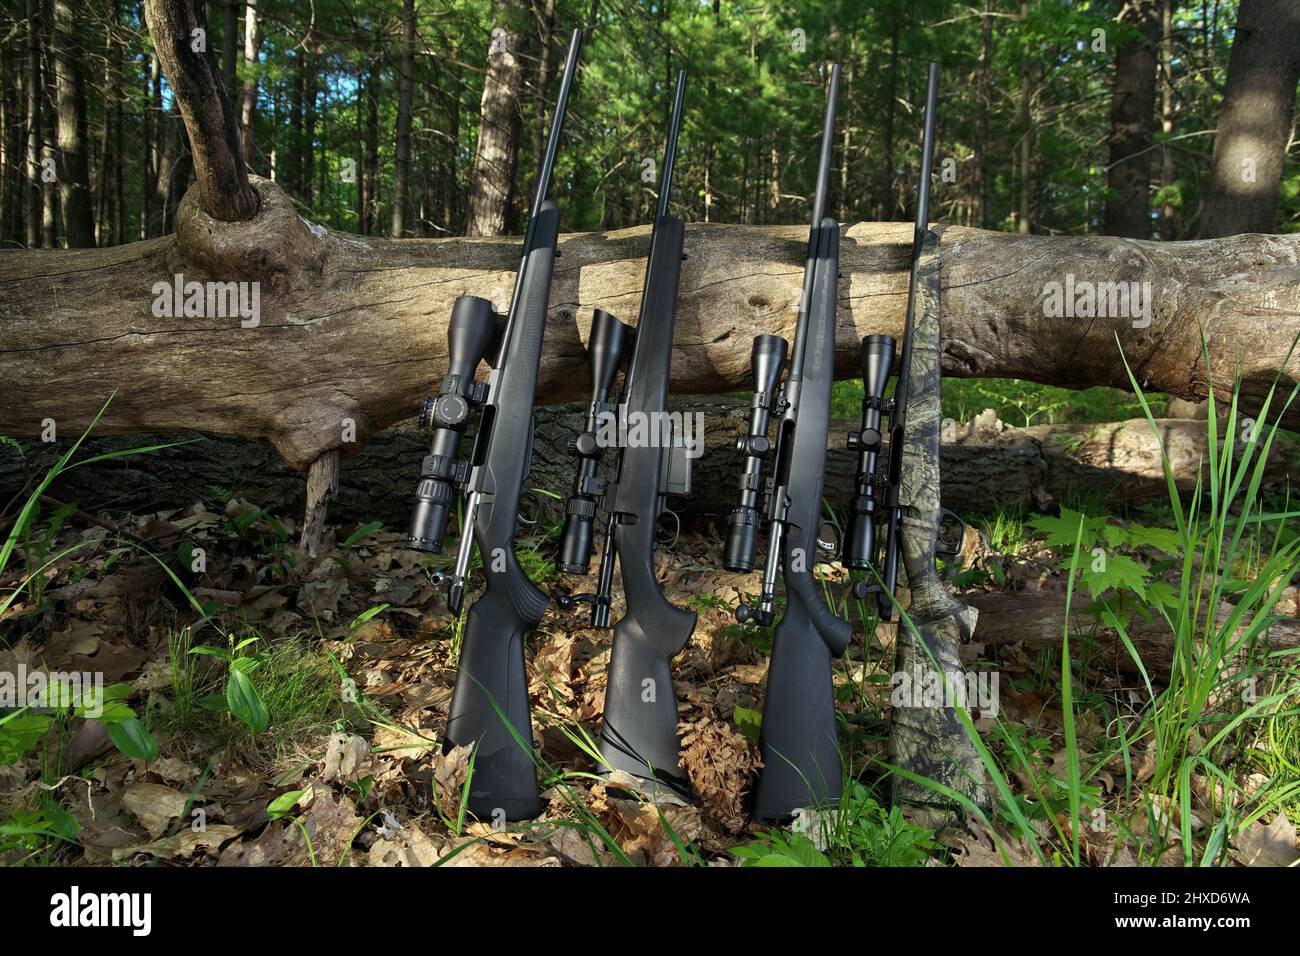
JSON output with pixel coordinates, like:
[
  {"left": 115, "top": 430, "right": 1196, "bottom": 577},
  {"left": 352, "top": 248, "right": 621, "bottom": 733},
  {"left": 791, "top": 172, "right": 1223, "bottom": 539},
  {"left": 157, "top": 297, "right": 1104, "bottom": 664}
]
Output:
[{"left": 175, "top": 176, "right": 327, "bottom": 292}]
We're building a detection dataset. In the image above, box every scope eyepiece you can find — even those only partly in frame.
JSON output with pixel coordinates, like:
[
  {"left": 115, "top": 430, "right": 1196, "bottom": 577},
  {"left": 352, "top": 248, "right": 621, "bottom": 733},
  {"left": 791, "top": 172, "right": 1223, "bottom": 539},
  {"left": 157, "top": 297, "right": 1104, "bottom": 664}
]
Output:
[
  {"left": 558, "top": 494, "right": 599, "bottom": 574},
  {"left": 724, "top": 505, "right": 760, "bottom": 572},
  {"left": 406, "top": 295, "right": 498, "bottom": 554}
]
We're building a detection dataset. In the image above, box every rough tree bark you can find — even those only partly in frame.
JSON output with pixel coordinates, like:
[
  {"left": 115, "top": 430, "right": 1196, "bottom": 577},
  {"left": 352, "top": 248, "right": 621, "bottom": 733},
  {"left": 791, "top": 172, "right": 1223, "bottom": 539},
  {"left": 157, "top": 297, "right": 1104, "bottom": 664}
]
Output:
[
  {"left": 221, "top": 0, "right": 239, "bottom": 97},
  {"left": 1200, "top": 0, "right": 1300, "bottom": 238},
  {"left": 968, "top": 589, "right": 1300, "bottom": 678},
  {"left": 3, "top": 177, "right": 1300, "bottom": 470},
  {"left": 465, "top": 0, "right": 525, "bottom": 237},
  {"left": 1104, "top": 0, "right": 1160, "bottom": 240}
]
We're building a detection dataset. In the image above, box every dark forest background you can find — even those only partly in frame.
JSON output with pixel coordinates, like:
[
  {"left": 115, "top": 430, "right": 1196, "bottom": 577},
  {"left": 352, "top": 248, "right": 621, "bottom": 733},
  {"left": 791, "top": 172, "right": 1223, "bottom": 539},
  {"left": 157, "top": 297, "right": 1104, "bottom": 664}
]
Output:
[{"left": 0, "top": 0, "right": 1296, "bottom": 253}]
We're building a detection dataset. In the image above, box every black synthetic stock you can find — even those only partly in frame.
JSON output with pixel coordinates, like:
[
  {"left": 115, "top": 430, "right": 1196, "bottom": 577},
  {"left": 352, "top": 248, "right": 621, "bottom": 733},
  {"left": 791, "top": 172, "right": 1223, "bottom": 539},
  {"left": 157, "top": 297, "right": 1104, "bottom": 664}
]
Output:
[
  {"left": 751, "top": 593, "right": 839, "bottom": 823},
  {"left": 444, "top": 561, "right": 546, "bottom": 821}
]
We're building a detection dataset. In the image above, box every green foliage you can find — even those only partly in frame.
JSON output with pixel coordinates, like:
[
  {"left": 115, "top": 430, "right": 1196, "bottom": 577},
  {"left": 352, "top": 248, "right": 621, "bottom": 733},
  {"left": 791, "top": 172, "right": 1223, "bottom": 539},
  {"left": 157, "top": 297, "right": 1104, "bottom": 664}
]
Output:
[
  {"left": 2, "top": 1, "right": 1275, "bottom": 248},
  {"left": 732, "top": 784, "right": 941, "bottom": 867}
]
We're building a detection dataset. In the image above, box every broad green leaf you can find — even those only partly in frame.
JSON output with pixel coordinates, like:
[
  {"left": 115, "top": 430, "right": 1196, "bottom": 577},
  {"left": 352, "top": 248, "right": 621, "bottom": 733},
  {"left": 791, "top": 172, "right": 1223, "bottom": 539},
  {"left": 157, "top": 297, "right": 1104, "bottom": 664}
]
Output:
[
  {"left": 1079, "top": 552, "right": 1150, "bottom": 600},
  {"left": 342, "top": 521, "right": 384, "bottom": 548},
  {"left": 1124, "top": 524, "right": 1183, "bottom": 553},
  {"left": 1029, "top": 508, "right": 1106, "bottom": 550},
  {"left": 226, "top": 669, "right": 269, "bottom": 733},
  {"left": 732, "top": 705, "right": 762, "bottom": 744},
  {"left": 108, "top": 718, "right": 159, "bottom": 762},
  {"left": 0, "top": 713, "right": 53, "bottom": 765},
  {"left": 267, "top": 789, "right": 304, "bottom": 821}
]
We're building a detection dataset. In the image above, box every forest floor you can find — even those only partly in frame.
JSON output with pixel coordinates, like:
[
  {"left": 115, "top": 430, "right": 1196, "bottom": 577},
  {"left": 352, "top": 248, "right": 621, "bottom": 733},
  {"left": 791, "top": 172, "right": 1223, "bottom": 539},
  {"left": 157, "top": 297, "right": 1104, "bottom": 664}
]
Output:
[{"left": 1, "top": 491, "right": 1297, "bottom": 867}]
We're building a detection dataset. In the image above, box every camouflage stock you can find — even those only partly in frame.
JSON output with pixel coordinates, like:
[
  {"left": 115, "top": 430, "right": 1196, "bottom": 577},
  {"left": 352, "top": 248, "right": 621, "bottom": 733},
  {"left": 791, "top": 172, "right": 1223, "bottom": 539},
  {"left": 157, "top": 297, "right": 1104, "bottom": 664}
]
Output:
[{"left": 890, "top": 232, "right": 991, "bottom": 814}]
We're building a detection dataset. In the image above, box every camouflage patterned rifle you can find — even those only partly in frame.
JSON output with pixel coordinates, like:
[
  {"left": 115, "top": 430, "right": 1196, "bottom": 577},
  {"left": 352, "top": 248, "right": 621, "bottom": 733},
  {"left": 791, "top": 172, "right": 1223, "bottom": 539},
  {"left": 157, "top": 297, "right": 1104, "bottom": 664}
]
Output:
[
  {"left": 723, "top": 65, "right": 852, "bottom": 823},
  {"left": 405, "top": 30, "right": 583, "bottom": 822},
  {"left": 556, "top": 71, "right": 695, "bottom": 801},
  {"left": 843, "top": 62, "right": 941, "bottom": 619}
]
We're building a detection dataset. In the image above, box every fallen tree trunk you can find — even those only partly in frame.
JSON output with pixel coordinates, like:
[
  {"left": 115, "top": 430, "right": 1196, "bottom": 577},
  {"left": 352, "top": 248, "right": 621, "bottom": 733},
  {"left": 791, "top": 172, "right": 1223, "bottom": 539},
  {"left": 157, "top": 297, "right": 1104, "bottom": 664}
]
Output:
[
  {"left": 6, "top": 407, "right": 1294, "bottom": 531},
  {"left": 3, "top": 177, "right": 1300, "bottom": 473},
  {"left": 966, "top": 588, "right": 1300, "bottom": 677}
]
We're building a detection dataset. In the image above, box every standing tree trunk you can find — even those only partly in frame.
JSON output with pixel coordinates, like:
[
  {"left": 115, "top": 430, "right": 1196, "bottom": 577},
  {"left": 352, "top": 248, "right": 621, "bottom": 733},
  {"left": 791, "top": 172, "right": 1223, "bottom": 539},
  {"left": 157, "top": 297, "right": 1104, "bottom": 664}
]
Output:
[
  {"left": 239, "top": 0, "right": 260, "bottom": 165},
  {"left": 302, "top": 45, "right": 316, "bottom": 208},
  {"left": 221, "top": 0, "right": 239, "bottom": 97},
  {"left": 40, "top": 0, "right": 56, "bottom": 249},
  {"left": 50, "top": 0, "right": 93, "bottom": 247},
  {"left": 1157, "top": 0, "right": 1176, "bottom": 238},
  {"left": 24, "top": 0, "right": 41, "bottom": 248},
  {"left": 528, "top": 0, "right": 556, "bottom": 203},
  {"left": 1104, "top": 0, "right": 1160, "bottom": 239},
  {"left": 142, "top": 0, "right": 257, "bottom": 223},
  {"left": 362, "top": 67, "right": 378, "bottom": 236},
  {"left": 465, "top": 0, "right": 525, "bottom": 237},
  {"left": 1200, "top": 0, "right": 1300, "bottom": 237},
  {"left": 288, "top": 43, "right": 303, "bottom": 198},
  {"left": 140, "top": 52, "right": 152, "bottom": 239},
  {"left": 976, "top": 0, "right": 992, "bottom": 229},
  {"left": 1016, "top": 0, "right": 1033, "bottom": 235},
  {"left": 391, "top": 0, "right": 415, "bottom": 238},
  {"left": 878, "top": 13, "right": 900, "bottom": 220}
]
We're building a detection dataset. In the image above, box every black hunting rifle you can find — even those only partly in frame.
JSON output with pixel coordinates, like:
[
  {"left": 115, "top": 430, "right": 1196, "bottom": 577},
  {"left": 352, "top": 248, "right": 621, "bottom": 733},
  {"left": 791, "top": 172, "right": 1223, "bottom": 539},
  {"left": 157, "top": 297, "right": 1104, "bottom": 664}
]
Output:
[
  {"left": 723, "top": 64, "right": 853, "bottom": 823},
  {"left": 405, "top": 29, "right": 583, "bottom": 822},
  {"left": 555, "top": 71, "right": 695, "bottom": 800}
]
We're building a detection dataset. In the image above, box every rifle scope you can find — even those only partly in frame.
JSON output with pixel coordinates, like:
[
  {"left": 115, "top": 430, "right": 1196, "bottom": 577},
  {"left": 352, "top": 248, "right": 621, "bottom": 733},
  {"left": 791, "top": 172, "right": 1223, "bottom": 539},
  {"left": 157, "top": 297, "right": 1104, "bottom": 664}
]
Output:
[
  {"left": 407, "top": 295, "right": 499, "bottom": 552},
  {"left": 557, "top": 308, "right": 629, "bottom": 574},
  {"left": 842, "top": 333, "right": 896, "bottom": 569},
  {"left": 723, "top": 333, "right": 789, "bottom": 573}
]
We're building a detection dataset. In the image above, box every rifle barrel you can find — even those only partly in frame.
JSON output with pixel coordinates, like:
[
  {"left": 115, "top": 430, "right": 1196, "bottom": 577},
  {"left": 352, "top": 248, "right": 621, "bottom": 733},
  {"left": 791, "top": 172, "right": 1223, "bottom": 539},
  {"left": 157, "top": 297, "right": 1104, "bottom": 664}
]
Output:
[
  {"left": 810, "top": 64, "right": 841, "bottom": 231},
  {"left": 656, "top": 70, "right": 687, "bottom": 220},
  {"left": 530, "top": 29, "right": 583, "bottom": 220},
  {"left": 913, "top": 62, "right": 940, "bottom": 238}
]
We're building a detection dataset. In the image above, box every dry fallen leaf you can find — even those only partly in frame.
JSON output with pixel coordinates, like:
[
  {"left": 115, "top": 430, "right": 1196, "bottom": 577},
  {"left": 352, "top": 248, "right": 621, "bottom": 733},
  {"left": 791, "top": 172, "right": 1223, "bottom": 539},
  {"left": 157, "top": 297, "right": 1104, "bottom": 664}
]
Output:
[
  {"left": 121, "top": 782, "right": 190, "bottom": 839},
  {"left": 679, "top": 715, "right": 760, "bottom": 833},
  {"left": 1230, "top": 813, "right": 1299, "bottom": 867}
]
